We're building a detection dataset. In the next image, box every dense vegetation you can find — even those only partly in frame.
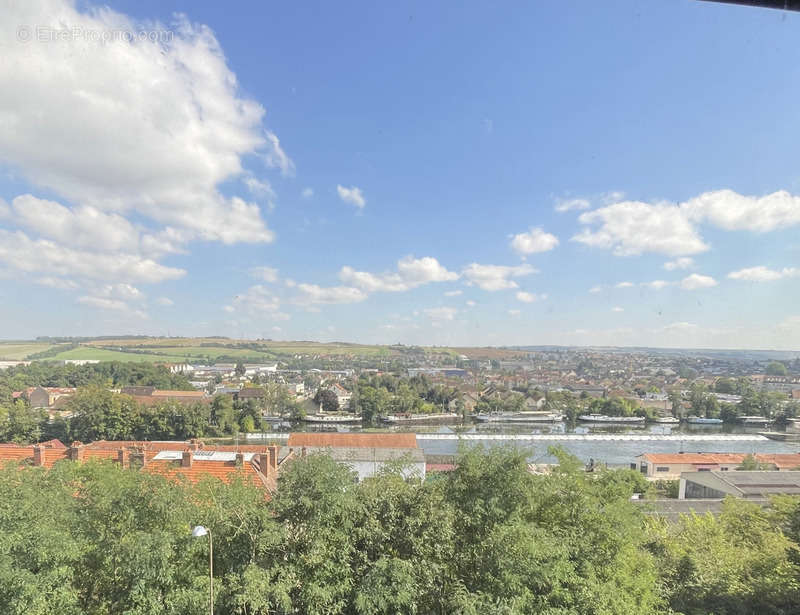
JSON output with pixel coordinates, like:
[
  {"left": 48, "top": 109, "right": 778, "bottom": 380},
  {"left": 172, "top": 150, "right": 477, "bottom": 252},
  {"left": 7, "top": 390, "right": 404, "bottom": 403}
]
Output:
[
  {"left": 0, "top": 386, "right": 292, "bottom": 444},
  {"left": 1, "top": 445, "right": 799, "bottom": 614},
  {"left": 0, "top": 361, "right": 194, "bottom": 402},
  {"left": 355, "top": 374, "right": 460, "bottom": 423}
]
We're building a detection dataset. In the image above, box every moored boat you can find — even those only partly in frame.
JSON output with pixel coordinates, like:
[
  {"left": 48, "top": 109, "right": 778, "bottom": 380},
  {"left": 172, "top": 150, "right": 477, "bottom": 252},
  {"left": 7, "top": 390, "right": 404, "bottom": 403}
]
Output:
[
  {"left": 685, "top": 416, "right": 723, "bottom": 424},
  {"left": 577, "top": 413, "right": 645, "bottom": 424},
  {"left": 381, "top": 412, "right": 461, "bottom": 425},
  {"left": 651, "top": 416, "right": 680, "bottom": 424},
  {"left": 474, "top": 411, "right": 564, "bottom": 423},
  {"left": 303, "top": 413, "right": 361, "bottom": 424}
]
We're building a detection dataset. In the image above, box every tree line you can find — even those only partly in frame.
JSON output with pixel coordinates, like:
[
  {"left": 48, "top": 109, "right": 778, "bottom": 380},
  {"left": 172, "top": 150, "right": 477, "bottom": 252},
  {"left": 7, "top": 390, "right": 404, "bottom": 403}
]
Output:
[{"left": 1, "top": 445, "right": 799, "bottom": 614}]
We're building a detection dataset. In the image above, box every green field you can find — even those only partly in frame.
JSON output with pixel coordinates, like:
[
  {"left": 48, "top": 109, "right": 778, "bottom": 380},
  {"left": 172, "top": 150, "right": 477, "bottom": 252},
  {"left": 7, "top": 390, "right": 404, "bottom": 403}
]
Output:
[
  {"left": 0, "top": 342, "right": 58, "bottom": 360},
  {"left": 47, "top": 346, "right": 190, "bottom": 363}
]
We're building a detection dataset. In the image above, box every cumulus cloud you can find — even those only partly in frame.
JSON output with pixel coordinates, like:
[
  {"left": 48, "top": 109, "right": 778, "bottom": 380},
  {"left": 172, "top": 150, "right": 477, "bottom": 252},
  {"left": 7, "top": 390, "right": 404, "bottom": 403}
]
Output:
[
  {"left": 573, "top": 189, "right": 800, "bottom": 258},
  {"left": 339, "top": 256, "right": 458, "bottom": 293},
  {"left": 611, "top": 306, "right": 624, "bottom": 312},
  {"left": 466, "top": 300, "right": 476, "bottom": 307},
  {"left": 293, "top": 283, "right": 367, "bottom": 305},
  {"left": 444, "top": 290, "right": 463, "bottom": 297},
  {"left": 555, "top": 198, "right": 590, "bottom": 212},
  {"left": 77, "top": 283, "right": 148, "bottom": 316},
  {"left": 589, "top": 285, "right": 604, "bottom": 294},
  {"left": 508, "top": 309, "right": 521, "bottom": 316},
  {"left": 573, "top": 201, "right": 709, "bottom": 256},
  {"left": 509, "top": 227, "right": 559, "bottom": 257},
  {"left": 0, "top": 0, "right": 279, "bottom": 253},
  {"left": 516, "top": 291, "right": 541, "bottom": 303},
  {"left": 642, "top": 280, "right": 671, "bottom": 290},
  {"left": 615, "top": 281, "right": 635, "bottom": 289},
  {"left": 156, "top": 297, "right": 174, "bottom": 306},
  {"left": 35, "top": 277, "right": 79, "bottom": 290},
  {"left": 682, "top": 189, "right": 800, "bottom": 232},
  {"left": 462, "top": 263, "right": 537, "bottom": 291},
  {"left": 0, "top": 230, "right": 185, "bottom": 283},
  {"left": 250, "top": 266, "right": 279, "bottom": 283},
  {"left": 727, "top": 266, "right": 800, "bottom": 282},
  {"left": 664, "top": 257, "right": 694, "bottom": 271},
  {"left": 301, "top": 187, "right": 314, "bottom": 199},
  {"left": 225, "top": 285, "right": 289, "bottom": 319},
  {"left": 337, "top": 185, "right": 366, "bottom": 209},
  {"left": 680, "top": 273, "right": 718, "bottom": 290}
]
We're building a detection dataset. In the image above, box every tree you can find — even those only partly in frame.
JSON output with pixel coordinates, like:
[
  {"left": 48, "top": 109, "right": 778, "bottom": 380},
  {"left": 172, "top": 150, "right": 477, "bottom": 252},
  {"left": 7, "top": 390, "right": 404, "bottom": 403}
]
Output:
[
  {"left": 235, "top": 361, "right": 247, "bottom": 377},
  {"left": 766, "top": 361, "right": 788, "bottom": 376},
  {"left": 314, "top": 389, "right": 340, "bottom": 413}
]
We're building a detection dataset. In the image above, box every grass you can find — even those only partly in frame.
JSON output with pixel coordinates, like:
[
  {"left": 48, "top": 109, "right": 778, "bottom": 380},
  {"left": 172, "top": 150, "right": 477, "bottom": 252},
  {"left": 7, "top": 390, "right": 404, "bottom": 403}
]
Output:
[
  {"left": 0, "top": 342, "right": 58, "bottom": 360},
  {"left": 47, "top": 346, "right": 190, "bottom": 363}
]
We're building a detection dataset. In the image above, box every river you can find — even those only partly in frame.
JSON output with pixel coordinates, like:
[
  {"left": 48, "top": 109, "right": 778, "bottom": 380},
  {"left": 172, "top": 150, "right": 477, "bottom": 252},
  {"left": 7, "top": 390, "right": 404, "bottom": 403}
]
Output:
[{"left": 247, "top": 421, "right": 800, "bottom": 467}]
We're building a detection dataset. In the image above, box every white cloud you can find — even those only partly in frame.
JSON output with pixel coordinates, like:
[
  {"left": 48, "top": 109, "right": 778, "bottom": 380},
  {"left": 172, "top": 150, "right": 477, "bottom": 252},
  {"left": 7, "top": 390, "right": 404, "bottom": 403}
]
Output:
[
  {"left": 77, "top": 296, "right": 129, "bottom": 311},
  {"left": 262, "top": 131, "right": 295, "bottom": 177},
  {"left": 10, "top": 194, "right": 142, "bottom": 253},
  {"left": 509, "top": 227, "right": 559, "bottom": 256},
  {"left": 573, "top": 189, "right": 800, "bottom": 258},
  {"left": 727, "top": 266, "right": 800, "bottom": 282},
  {"left": 250, "top": 266, "right": 279, "bottom": 283},
  {"left": 0, "top": 230, "right": 185, "bottom": 283},
  {"left": 615, "top": 281, "right": 634, "bottom": 289},
  {"left": 516, "top": 291, "right": 541, "bottom": 303},
  {"left": 339, "top": 256, "right": 458, "bottom": 293},
  {"left": 589, "top": 285, "right": 604, "bottom": 294},
  {"left": 682, "top": 189, "right": 800, "bottom": 232},
  {"left": 663, "top": 257, "right": 694, "bottom": 271},
  {"left": 293, "top": 283, "right": 367, "bottom": 305},
  {"left": 337, "top": 185, "right": 366, "bottom": 209},
  {"left": 156, "top": 297, "right": 174, "bottom": 306},
  {"left": 35, "top": 277, "right": 78, "bottom": 290},
  {"left": 444, "top": 290, "right": 463, "bottom": 297},
  {"left": 225, "top": 285, "right": 289, "bottom": 319},
  {"left": 462, "top": 263, "right": 537, "bottom": 291},
  {"left": 466, "top": 300, "right": 476, "bottom": 307},
  {"left": 244, "top": 177, "right": 276, "bottom": 200},
  {"left": 555, "top": 198, "right": 590, "bottom": 212},
  {"left": 573, "top": 201, "right": 709, "bottom": 256},
  {"left": 680, "top": 273, "right": 718, "bottom": 290},
  {"left": 508, "top": 309, "right": 521, "bottom": 316},
  {"left": 0, "top": 198, "right": 10, "bottom": 218},
  {"left": 424, "top": 307, "right": 457, "bottom": 321},
  {"left": 642, "top": 280, "right": 671, "bottom": 290},
  {"left": 0, "top": 0, "right": 277, "bottom": 246},
  {"left": 611, "top": 306, "right": 624, "bottom": 312},
  {"left": 301, "top": 187, "right": 314, "bottom": 199}
]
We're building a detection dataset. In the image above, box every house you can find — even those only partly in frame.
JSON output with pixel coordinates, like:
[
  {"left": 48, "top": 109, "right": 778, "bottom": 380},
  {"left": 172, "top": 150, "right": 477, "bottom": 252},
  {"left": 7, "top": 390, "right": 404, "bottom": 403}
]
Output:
[
  {"left": 329, "top": 383, "right": 352, "bottom": 408},
  {"left": 235, "top": 387, "right": 266, "bottom": 402},
  {"left": 125, "top": 388, "right": 207, "bottom": 405},
  {"left": 0, "top": 439, "right": 285, "bottom": 493},
  {"left": 636, "top": 452, "right": 800, "bottom": 479},
  {"left": 566, "top": 384, "right": 606, "bottom": 398},
  {"left": 286, "top": 432, "right": 423, "bottom": 480},
  {"left": 679, "top": 471, "right": 800, "bottom": 500},
  {"left": 23, "top": 386, "right": 76, "bottom": 408},
  {"left": 121, "top": 386, "right": 156, "bottom": 396}
]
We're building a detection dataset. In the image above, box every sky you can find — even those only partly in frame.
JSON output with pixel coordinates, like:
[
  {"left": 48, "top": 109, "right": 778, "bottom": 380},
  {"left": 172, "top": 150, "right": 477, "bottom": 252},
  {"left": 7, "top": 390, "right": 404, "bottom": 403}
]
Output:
[{"left": 1, "top": 0, "right": 800, "bottom": 349}]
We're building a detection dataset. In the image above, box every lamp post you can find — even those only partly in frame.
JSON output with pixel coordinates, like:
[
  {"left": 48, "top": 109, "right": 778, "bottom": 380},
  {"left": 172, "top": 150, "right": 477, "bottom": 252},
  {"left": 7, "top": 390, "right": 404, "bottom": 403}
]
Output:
[{"left": 192, "top": 525, "right": 213, "bottom": 615}]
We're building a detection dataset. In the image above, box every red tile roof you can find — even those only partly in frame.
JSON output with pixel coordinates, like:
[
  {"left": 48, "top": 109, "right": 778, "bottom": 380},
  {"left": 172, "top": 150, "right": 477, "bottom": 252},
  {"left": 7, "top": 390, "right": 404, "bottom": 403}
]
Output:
[
  {"left": 287, "top": 432, "right": 418, "bottom": 449},
  {"left": 640, "top": 452, "right": 800, "bottom": 468}
]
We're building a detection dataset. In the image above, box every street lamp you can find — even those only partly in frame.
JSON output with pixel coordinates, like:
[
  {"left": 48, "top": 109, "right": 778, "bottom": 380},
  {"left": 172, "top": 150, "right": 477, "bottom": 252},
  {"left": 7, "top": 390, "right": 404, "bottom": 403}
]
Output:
[{"left": 192, "top": 525, "right": 213, "bottom": 615}]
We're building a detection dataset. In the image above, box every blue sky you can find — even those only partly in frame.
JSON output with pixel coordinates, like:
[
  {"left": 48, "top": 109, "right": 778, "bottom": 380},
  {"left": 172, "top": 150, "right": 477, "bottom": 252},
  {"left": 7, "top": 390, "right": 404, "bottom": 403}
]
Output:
[{"left": 1, "top": 0, "right": 800, "bottom": 348}]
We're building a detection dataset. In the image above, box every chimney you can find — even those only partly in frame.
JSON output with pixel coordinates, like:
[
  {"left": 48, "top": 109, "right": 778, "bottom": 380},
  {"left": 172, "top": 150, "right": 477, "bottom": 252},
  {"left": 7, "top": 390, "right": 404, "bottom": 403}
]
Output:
[
  {"left": 258, "top": 453, "right": 271, "bottom": 477},
  {"left": 117, "top": 448, "right": 129, "bottom": 468},
  {"left": 33, "top": 445, "right": 46, "bottom": 467},
  {"left": 131, "top": 451, "right": 146, "bottom": 468},
  {"left": 181, "top": 450, "right": 193, "bottom": 468},
  {"left": 235, "top": 452, "right": 244, "bottom": 466},
  {"left": 268, "top": 445, "right": 278, "bottom": 472},
  {"left": 68, "top": 444, "right": 84, "bottom": 461}
]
